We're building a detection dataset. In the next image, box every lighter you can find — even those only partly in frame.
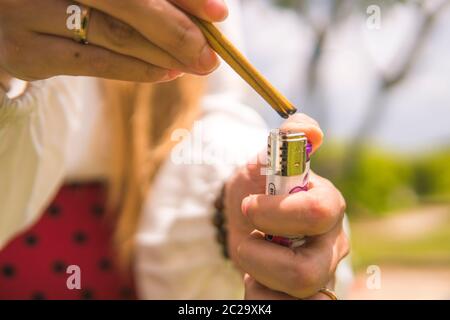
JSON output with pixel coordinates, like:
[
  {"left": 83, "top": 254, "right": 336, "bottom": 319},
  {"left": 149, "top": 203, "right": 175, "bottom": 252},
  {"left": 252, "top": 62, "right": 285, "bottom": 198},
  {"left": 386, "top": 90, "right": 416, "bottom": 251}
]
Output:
[{"left": 265, "top": 129, "right": 312, "bottom": 248}]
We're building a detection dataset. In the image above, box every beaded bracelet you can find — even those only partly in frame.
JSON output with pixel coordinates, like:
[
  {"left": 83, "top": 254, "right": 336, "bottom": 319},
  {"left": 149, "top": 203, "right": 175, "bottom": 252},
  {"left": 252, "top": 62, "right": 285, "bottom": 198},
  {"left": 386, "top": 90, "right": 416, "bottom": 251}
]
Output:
[{"left": 212, "top": 185, "right": 229, "bottom": 259}]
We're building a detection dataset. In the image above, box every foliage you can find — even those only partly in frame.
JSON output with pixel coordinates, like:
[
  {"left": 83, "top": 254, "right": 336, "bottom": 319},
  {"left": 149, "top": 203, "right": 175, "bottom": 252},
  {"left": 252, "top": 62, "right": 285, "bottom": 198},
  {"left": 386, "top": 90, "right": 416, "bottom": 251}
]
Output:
[
  {"left": 259, "top": 0, "right": 450, "bottom": 216},
  {"left": 313, "top": 144, "right": 450, "bottom": 217},
  {"left": 351, "top": 215, "right": 450, "bottom": 269},
  {"left": 273, "top": 0, "right": 416, "bottom": 10},
  {"left": 413, "top": 152, "right": 450, "bottom": 199}
]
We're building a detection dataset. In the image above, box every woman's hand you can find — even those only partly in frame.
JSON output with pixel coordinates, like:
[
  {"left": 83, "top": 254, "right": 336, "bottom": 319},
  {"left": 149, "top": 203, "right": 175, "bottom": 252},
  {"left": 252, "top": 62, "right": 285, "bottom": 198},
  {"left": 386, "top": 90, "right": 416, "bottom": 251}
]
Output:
[
  {"left": 0, "top": 0, "right": 226, "bottom": 82},
  {"left": 225, "top": 114, "right": 349, "bottom": 299},
  {"left": 0, "top": 68, "right": 12, "bottom": 92}
]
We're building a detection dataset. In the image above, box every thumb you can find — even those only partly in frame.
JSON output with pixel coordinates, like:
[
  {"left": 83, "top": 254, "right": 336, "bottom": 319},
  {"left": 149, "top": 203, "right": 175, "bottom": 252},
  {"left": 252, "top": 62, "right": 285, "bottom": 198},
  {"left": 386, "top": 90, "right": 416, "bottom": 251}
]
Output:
[
  {"left": 245, "top": 113, "right": 323, "bottom": 182},
  {"left": 280, "top": 113, "right": 324, "bottom": 154}
]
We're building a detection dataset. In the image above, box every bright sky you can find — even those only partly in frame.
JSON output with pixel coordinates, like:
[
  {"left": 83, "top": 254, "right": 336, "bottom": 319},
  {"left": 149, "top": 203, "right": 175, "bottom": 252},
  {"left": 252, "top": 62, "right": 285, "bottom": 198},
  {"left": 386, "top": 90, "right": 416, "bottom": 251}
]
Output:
[{"left": 240, "top": 0, "right": 450, "bottom": 154}]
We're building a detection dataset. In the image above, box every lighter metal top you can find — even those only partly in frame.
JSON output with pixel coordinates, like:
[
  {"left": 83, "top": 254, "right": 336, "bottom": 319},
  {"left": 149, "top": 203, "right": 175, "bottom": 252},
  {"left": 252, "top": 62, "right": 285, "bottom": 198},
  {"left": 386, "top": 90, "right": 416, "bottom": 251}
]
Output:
[{"left": 267, "top": 129, "right": 308, "bottom": 177}]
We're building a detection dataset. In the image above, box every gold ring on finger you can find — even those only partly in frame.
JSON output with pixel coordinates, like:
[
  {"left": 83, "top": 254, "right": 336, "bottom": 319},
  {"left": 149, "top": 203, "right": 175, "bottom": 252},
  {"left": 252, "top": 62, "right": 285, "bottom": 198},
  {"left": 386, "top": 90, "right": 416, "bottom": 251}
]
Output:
[
  {"left": 73, "top": 5, "right": 92, "bottom": 44},
  {"left": 319, "top": 287, "right": 339, "bottom": 300}
]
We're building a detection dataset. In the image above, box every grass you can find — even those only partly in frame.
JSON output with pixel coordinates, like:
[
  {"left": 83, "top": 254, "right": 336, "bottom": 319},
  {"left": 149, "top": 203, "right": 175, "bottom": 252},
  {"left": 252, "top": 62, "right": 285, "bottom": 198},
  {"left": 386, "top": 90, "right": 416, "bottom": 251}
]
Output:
[{"left": 350, "top": 207, "right": 450, "bottom": 270}]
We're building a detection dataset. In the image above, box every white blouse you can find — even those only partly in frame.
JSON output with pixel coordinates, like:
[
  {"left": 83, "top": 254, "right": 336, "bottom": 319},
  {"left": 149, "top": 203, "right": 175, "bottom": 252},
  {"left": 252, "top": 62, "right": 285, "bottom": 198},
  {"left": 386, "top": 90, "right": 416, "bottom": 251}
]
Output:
[
  {"left": 0, "top": 76, "right": 353, "bottom": 299},
  {"left": 0, "top": 73, "right": 269, "bottom": 298}
]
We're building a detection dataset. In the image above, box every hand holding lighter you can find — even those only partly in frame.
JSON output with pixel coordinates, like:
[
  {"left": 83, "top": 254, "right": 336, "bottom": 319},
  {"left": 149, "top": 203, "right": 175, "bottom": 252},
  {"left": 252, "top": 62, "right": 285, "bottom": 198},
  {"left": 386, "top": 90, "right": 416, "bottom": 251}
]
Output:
[{"left": 265, "top": 129, "right": 312, "bottom": 248}]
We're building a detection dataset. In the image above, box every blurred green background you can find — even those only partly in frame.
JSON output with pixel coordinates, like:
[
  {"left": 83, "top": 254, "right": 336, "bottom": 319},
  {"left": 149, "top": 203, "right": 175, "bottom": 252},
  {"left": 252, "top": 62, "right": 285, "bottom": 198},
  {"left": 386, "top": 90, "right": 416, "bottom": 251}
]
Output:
[
  {"left": 241, "top": 0, "right": 450, "bottom": 298},
  {"left": 314, "top": 146, "right": 450, "bottom": 216}
]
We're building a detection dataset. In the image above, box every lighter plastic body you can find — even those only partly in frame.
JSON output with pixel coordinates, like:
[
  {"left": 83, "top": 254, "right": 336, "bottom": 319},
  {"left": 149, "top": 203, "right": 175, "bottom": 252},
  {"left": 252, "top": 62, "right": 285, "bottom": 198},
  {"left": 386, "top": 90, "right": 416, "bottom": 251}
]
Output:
[{"left": 265, "top": 130, "right": 312, "bottom": 248}]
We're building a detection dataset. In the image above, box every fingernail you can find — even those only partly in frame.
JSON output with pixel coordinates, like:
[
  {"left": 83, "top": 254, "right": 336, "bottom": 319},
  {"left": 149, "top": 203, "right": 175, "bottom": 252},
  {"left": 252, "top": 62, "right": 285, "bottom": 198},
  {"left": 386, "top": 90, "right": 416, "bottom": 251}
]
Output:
[
  {"left": 199, "top": 46, "right": 220, "bottom": 73},
  {"left": 168, "top": 70, "right": 185, "bottom": 79},
  {"left": 241, "top": 195, "right": 255, "bottom": 216},
  {"left": 205, "top": 0, "right": 228, "bottom": 21},
  {"left": 161, "top": 70, "right": 185, "bottom": 82}
]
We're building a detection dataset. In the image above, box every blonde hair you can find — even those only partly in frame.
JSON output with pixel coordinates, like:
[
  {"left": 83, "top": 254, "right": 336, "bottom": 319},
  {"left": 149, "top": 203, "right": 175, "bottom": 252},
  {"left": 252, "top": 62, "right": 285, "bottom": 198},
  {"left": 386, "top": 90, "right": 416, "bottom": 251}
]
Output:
[{"left": 101, "top": 76, "right": 204, "bottom": 267}]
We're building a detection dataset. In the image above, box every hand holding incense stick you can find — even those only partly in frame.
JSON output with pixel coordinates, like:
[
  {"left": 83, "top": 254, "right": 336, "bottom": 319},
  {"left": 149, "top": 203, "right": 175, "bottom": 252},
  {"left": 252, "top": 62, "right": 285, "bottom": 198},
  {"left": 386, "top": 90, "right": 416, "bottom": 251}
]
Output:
[{"left": 191, "top": 16, "right": 297, "bottom": 119}]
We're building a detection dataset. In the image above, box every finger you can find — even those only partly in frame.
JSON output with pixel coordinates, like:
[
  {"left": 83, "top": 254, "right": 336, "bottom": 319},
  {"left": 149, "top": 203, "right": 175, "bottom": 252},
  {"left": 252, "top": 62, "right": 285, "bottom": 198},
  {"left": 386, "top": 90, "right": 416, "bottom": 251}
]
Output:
[
  {"left": 305, "top": 292, "right": 335, "bottom": 300},
  {"left": 244, "top": 274, "right": 297, "bottom": 300},
  {"left": 32, "top": 1, "right": 187, "bottom": 73},
  {"left": 244, "top": 114, "right": 323, "bottom": 182},
  {"left": 0, "top": 70, "right": 11, "bottom": 92},
  {"left": 242, "top": 173, "right": 346, "bottom": 236},
  {"left": 77, "top": 0, "right": 219, "bottom": 74},
  {"left": 89, "top": 10, "right": 187, "bottom": 72},
  {"left": 237, "top": 226, "right": 349, "bottom": 299},
  {"left": 21, "top": 33, "right": 175, "bottom": 82},
  {"left": 169, "top": 0, "right": 229, "bottom": 22},
  {"left": 304, "top": 280, "right": 337, "bottom": 300},
  {"left": 280, "top": 113, "right": 324, "bottom": 153}
]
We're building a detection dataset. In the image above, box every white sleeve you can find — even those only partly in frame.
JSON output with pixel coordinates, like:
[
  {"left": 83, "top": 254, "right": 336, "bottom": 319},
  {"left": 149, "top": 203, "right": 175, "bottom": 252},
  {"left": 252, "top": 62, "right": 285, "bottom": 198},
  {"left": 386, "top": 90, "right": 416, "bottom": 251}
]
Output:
[
  {"left": 0, "top": 77, "right": 84, "bottom": 249},
  {"left": 135, "top": 99, "right": 268, "bottom": 300}
]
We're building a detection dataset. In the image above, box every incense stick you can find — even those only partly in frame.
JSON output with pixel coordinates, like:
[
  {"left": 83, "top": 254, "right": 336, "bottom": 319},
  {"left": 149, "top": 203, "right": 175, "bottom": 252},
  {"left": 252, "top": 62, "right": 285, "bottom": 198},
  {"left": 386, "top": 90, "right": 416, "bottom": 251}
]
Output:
[{"left": 191, "top": 16, "right": 297, "bottom": 119}]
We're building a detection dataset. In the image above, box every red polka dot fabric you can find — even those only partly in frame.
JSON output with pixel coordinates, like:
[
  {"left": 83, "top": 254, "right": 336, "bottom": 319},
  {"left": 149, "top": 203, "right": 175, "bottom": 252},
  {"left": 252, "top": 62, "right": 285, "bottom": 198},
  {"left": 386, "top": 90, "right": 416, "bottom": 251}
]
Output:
[{"left": 0, "top": 182, "right": 136, "bottom": 300}]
